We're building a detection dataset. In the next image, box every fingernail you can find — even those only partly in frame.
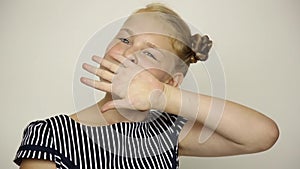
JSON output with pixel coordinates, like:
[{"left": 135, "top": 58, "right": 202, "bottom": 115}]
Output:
[
  {"left": 80, "top": 77, "right": 86, "bottom": 83},
  {"left": 92, "top": 55, "right": 98, "bottom": 59},
  {"left": 101, "top": 108, "right": 106, "bottom": 113}
]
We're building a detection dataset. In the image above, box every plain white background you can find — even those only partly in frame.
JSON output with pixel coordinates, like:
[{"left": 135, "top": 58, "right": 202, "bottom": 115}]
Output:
[{"left": 1, "top": 0, "right": 299, "bottom": 168}]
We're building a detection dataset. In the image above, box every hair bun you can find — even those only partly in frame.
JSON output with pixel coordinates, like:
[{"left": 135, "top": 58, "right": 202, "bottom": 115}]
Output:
[{"left": 190, "top": 34, "right": 213, "bottom": 63}]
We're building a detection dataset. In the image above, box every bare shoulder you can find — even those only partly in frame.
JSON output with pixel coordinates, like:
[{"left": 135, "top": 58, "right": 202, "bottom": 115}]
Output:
[{"left": 20, "top": 159, "right": 56, "bottom": 169}]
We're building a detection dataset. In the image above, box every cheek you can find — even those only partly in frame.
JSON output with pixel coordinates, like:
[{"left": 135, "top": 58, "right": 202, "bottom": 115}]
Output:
[
  {"left": 102, "top": 43, "right": 125, "bottom": 70},
  {"left": 105, "top": 42, "right": 126, "bottom": 59},
  {"left": 138, "top": 58, "right": 175, "bottom": 81},
  {"left": 147, "top": 68, "right": 172, "bottom": 82}
]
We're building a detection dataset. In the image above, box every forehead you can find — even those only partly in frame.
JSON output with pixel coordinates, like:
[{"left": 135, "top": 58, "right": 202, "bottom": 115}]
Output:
[
  {"left": 119, "top": 29, "right": 174, "bottom": 52},
  {"left": 122, "top": 12, "right": 178, "bottom": 41}
]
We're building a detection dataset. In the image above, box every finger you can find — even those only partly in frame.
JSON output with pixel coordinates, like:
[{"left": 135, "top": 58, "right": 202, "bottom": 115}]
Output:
[
  {"left": 97, "top": 69, "right": 114, "bottom": 82},
  {"left": 110, "top": 54, "right": 134, "bottom": 67},
  {"left": 82, "top": 63, "right": 114, "bottom": 82},
  {"left": 82, "top": 63, "right": 97, "bottom": 74},
  {"left": 98, "top": 58, "right": 119, "bottom": 73},
  {"left": 91, "top": 55, "right": 103, "bottom": 64},
  {"left": 101, "top": 101, "right": 115, "bottom": 113},
  {"left": 80, "top": 77, "right": 111, "bottom": 92}
]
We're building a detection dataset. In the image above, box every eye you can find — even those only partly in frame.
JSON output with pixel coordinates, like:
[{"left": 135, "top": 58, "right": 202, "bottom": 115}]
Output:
[
  {"left": 142, "top": 50, "right": 157, "bottom": 60},
  {"left": 118, "top": 38, "right": 130, "bottom": 45}
]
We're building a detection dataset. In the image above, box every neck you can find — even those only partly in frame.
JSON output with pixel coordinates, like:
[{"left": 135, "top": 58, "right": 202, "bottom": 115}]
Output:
[{"left": 97, "top": 93, "right": 149, "bottom": 123}]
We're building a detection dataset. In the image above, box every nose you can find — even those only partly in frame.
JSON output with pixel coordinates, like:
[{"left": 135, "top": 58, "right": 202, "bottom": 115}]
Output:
[{"left": 123, "top": 47, "right": 138, "bottom": 64}]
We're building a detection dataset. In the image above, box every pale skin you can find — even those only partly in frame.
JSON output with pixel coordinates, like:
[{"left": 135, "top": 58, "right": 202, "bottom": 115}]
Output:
[{"left": 20, "top": 13, "right": 279, "bottom": 168}]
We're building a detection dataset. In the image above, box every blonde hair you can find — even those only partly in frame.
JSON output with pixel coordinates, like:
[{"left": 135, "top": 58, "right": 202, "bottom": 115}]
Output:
[{"left": 134, "top": 3, "right": 198, "bottom": 75}]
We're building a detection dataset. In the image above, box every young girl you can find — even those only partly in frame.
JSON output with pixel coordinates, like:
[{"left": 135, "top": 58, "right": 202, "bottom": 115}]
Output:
[{"left": 14, "top": 3, "right": 279, "bottom": 169}]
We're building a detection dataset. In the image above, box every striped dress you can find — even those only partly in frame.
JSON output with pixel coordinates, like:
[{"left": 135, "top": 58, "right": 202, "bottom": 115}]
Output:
[{"left": 14, "top": 110, "right": 187, "bottom": 169}]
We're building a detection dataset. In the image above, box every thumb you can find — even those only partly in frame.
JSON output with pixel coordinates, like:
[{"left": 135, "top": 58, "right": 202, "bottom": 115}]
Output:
[{"left": 101, "top": 101, "right": 115, "bottom": 113}]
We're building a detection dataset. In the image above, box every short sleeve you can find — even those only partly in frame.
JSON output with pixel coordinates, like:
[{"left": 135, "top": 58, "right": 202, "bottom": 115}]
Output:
[
  {"left": 161, "top": 112, "right": 188, "bottom": 136},
  {"left": 170, "top": 113, "right": 188, "bottom": 135},
  {"left": 14, "top": 120, "right": 60, "bottom": 167}
]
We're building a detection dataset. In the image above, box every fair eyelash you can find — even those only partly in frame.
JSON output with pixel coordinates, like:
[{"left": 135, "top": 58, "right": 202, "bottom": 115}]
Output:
[
  {"left": 142, "top": 50, "right": 157, "bottom": 60},
  {"left": 118, "top": 37, "right": 158, "bottom": 60}
]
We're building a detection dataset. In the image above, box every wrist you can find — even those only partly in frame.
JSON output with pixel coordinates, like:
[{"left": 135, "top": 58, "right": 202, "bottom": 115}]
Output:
[
  {"left": 149, "top": 82, "right": 167, "bottom": 111},
  {"left": 150, "top": 83, "right": 181, "bottom": 114},
  {"left": 163, "top": 84, "right": 181, "bottom": 114}
]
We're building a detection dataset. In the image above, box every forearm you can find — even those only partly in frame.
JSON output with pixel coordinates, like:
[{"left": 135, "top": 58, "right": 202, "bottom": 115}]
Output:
[{"left": 161, "top": 84, "right": 279, "bottom": 150}]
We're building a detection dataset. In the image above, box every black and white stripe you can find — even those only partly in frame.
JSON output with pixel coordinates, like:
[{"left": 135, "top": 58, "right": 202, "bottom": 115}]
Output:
[{"left": 14, "top": 110, "right": 187, "bottom": 169}]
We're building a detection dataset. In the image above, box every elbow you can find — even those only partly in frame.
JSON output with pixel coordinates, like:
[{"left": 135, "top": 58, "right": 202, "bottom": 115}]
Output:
[
  {"left": 262, "top": 120, "right": 280, "bottom": 151},
  {"left": 251, "top": 120, "right": 280, "bottom": 153},
  {"left": 243, "top": 121, "right": 279, "bottom": 154}
]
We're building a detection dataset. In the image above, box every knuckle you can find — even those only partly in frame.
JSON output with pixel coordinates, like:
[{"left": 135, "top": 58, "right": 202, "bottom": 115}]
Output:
[
  {"left": 98, "top": 69, "right": 104, "bottom": 77},
  {"left": 107, "top": 64, "right": 113, "bottom": 71},
  {"left": 95, "top": 82, "right": 103, "bottom": 90}
]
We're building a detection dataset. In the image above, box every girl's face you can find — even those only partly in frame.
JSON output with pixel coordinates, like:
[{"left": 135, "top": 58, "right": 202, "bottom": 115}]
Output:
[{"left": 104, "top": 13, "right": 181, "bottom": 83}]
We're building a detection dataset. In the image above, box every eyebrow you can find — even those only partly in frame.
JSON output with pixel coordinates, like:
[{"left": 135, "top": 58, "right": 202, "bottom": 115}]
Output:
[
  {"left": 145, "top": 41, "right": 158, "bottom": 49},
  {"left": 145, "top": 41, "right": 165, "bottom": 62},
  {"left": 120, "top": 28, "right": 166, "bottom": 61},
  {"left": 120, "top": 28, "right": 161, "bottom": 49},
  {"left": 120, "top": 28, "right": 134, "bottom": 36}
]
